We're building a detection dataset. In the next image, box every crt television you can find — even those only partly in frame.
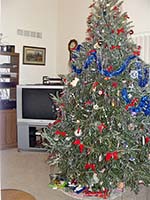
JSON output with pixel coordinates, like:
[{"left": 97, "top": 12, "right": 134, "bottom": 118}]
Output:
[{"left": 17, "top": 84, "right": 64, "bottom": 125}]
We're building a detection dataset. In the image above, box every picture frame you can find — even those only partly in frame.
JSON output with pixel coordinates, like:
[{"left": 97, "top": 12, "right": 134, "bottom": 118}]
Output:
[{"left": 23, "top": 46, "right": 46, "bottom": 65}]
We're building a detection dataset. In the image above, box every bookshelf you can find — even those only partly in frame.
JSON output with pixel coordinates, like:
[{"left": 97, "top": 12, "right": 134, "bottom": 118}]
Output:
[{"left": 0, "top": 52, "right": 19, "bottom": 149}]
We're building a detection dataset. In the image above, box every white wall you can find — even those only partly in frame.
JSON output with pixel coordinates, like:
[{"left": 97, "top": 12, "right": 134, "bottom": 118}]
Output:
[
  {"left": 1, "top": 0, "right": 59, "bottom": 84},
  {"left": 123, "top": 0, "right": 150, "bottom": 34},
  {"left": 0, "top": 0, "right": 1, "bottom": 31},
  {"left": 56, "top": 0, "right": 92, "bottom": 75}
]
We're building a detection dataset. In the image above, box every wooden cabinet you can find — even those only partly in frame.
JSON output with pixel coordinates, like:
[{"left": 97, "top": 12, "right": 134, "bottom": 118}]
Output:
[
  {"left": 0, "top": 52, "right": 19, "bottom": 149},
  {"left": 0, "top": 110, "right": 17, "bottom": 148}
]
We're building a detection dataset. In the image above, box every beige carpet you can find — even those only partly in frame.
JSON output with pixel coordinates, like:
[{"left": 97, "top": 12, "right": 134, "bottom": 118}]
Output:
[
  {"left": 0, "top": 148, "right": 149, "bottom": 200},
  {"left": 1, "top": 189, "right": 36, "bottom": 200},
  {"left": 0, "top": 148, "right": 74, "bottom": 200}
]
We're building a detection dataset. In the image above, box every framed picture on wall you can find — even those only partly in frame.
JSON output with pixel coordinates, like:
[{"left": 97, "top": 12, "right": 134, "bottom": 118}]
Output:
[{"left": 23, "top": 46, "right": 46, "bottom": 65}]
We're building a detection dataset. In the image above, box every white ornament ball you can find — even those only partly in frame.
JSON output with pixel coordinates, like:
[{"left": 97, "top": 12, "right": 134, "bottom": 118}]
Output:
[
  {"left": 74, "top": 128, "right": 82, "bottom": 137},
  {"left": 128, "top": 93, "right": 132, "bottom": 99},
  {"left": 93, "top": 104, "right": 99, "bottom": 110},
  {"left": 98, "top": 90, "right": 104, "bottom": 95},
  {"left": 65, "top": 137, "right": 71, "bottom": 141}
]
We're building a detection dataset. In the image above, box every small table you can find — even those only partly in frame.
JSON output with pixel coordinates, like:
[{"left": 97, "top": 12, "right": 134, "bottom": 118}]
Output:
[{"left": 1, "top": 189, "right": 36, "bottom": 200}]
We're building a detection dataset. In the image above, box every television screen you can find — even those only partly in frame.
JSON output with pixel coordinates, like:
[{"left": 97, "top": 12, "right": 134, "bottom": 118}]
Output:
[{"left": 22, "top": 88, "right": 62, "bottom": 120}]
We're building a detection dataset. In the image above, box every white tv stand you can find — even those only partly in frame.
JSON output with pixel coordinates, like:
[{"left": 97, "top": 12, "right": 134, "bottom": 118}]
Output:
[{"left": 17, "top": 119, "right": 54, "bottom": 151}]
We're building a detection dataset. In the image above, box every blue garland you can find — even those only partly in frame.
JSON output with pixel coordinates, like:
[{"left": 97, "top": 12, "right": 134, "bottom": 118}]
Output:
[
  {"left": 121, "top": 88, "right": 150, "bottom": 116},
  {"left": 136, "top": 60, "right": 149, "bottom": 87},
  {"left": 72, "top": 46, "right": 150, "bottom": 116},
  {"left": 72, "top": 47, "right": 149, "bottom": 85},
  {"left": 97, "top": 55, "right": 137, "bottom": 77}
]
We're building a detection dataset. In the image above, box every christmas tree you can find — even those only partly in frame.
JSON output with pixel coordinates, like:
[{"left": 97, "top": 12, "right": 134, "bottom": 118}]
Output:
[{"left": 43, "top": 0, "right": 150, "bottom": 197}]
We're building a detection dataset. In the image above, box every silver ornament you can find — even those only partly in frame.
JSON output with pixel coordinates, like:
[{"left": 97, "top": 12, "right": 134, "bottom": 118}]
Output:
[
  {"left": 93, "top": 173, "right": 99, "bottom": 184},
  {"left": 130, "top": 70, "right": 138, "bottom": 79},
  {"left": 99, "top": 154, "right": 102, "bottom": 162},
  {"left": 128, "top": 123, "right": 135, "bottom": 131}
]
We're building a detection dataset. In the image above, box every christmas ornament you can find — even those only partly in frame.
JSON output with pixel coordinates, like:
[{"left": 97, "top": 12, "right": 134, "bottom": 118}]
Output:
[
  {"left": 129, "top": 29, "right": 134, "bottom": 35},
  {"left": 106, "top": 65, "right": 113, "bottom": 72},
  {"left": 54, "top": 136, "right": 59, "bottom": 141},
  {"left": 128, "top": 93, "right": 132, "bottom": 99},
  {"left": 133, "top": 50, "right": 140, "bottom": 56},
  {"left": 99, "top": 154, "right": 102, "bottom": 162},
  {"left": 100, "top": 168, "right": 106, "bottom": 173},
  {"left": 89, "top": 3, "right": 95, "bottom": 8},
  {"left": 123, "top": 141, "right": 128, "bottom": 148},
  {"left": 98, "top": 123, "right": 107, "bottom": 133},
  {"left": 74, "top": 128, "right": 82, "bottom": 137},
  {"left": 74, "top": 185, "right": 86, "bottom": 194},
  {"left": 145, "top": 137, "right": 150, "bottom": 144},
  {"left": 98, "top": 90, "right": 104, "bottom": 95},
  {"left": 128, "top": 123, "right": 135, "bottom": 131},
  {"left": 65, "top": 137, "right": 71, "bottom": 141},
  {"left": 92, "top": 81, "right": 99, "bottom": 91},
  {"left": 117, "top": 182, "right": 125, "bottom": 190},
  {"left": 105, "top": 151, "right": 119, "bottom": 161},
  {"left": 94, "top": 42, "right": 101, "bottom": 49},
  {"left": 93, "top": 104, "right": 99, "bottom": 110},
  {"left": 70, "top": 77, "right": 79, "bottom": 87},
  {"left": 85, "top": 163, "right": 96, "bottom": 171},
  {"left": 48, "top": 119, "right": 61, "bottom": 128},
  {"left": 85, "top": 100, "right": 93, "bottom": 106},
  {"left": 73, "top": 139, "right": 84, "bottom": 153},
  {"left": 130, "top": 70, "right": 138, "bottom": 79},
  {"left": 111, "top": 99, "right": 116, "bottom": 107},
  {"left": 117, "top": 90, "right": 120, "bottom": 96},
  {"left": 117, "top": 28, "right": 125, "bottom": 35},
  {"left": 84, "top": 190, "right": 109, "bottom": 198},
  {"left": 93, "top": 173, "right": 99, "bottom": 183},
  {"left": 118, "top": 123, "right": 122, "bottom": 128},
  {"left": 129, "top": 157, "right": 135, "bottom": 162},
  {"left": 55, "top": 130, "right": 67, "bottom": 137},
  {"left": 112, "top": 82, "right": 118, "bottom": 88}
]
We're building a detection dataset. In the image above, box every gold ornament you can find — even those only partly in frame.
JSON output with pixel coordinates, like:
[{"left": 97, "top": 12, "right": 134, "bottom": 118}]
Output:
[
  {"left": 104, "top": 77, "right": 110, "bottom": 80},
  {"left": 117, "top": 182, "right": 125, "bottom": 190},
  {"left": 112, "top": 99, "right": 116, "bottom": 107}
]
